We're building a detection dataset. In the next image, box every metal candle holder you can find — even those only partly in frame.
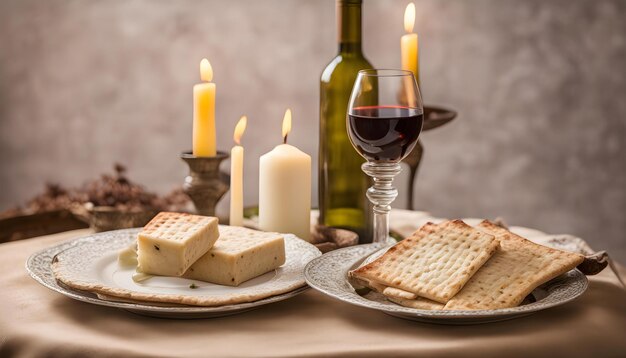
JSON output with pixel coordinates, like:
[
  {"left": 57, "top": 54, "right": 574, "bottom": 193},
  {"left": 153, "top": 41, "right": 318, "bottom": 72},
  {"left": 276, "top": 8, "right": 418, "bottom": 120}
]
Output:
[
  {"left": 180, "top": 151, "right": 230, "bottom": 216},
  {"left": 402, "top": 105, "right": 457, "bottom": 210}
]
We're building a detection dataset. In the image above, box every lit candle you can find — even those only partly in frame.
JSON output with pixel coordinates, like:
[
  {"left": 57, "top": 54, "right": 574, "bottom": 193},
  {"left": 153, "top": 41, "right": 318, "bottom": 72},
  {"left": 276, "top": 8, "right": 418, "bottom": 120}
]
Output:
[
  {"left": 192, "top": 58, "right": 216, "bottom": 157},
  {"left": 401, "top": 3, "right": 419, "bottom": 86},
  {"left": 230, "top": 116, "right": 247, "bottom": 227},
  {"left": 259, "top": 109, "right": 311, "bottom": 241}
]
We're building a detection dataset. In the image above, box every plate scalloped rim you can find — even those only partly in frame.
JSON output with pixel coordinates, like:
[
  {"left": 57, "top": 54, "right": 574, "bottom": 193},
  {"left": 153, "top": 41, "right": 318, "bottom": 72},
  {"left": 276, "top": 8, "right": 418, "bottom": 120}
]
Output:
[{"left": 27, "top": 227, "right": 320, "bottom": 318}]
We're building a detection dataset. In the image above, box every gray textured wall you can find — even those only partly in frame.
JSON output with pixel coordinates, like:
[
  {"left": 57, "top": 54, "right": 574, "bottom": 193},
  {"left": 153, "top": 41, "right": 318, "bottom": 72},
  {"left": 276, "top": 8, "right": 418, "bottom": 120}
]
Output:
[{"left": 1, "top": 0, "right": 625, "bottom": 261}]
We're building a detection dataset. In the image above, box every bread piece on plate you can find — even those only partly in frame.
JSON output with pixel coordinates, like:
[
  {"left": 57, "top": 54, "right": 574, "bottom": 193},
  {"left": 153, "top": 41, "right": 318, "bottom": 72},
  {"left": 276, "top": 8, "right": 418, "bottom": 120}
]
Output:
[
  {"left": 352, "top": 275, "right": 445, "bottom": 310},
  {"left": 183, "top": 226, "right": 285, "bottom": 286},
  {"left": 351, "top": 275, "right": 417, "bottom": 299},
  {"left": 382, "top": 286, "right": 418, "bottom": 300},
  {"left": 382, "top": 286, "right": 445, "bottom": 310},
  {"left": 444, "top": 220, "right": 585, "bottom": 310},
  {"left": 137, "top": 212, "right": 219, "bottom": 276},
  {"left": 375, "top": 283, "right": 446, "bottom": 310},
  {"left": 387, "top": 296, "right": 445, "bottom": 310},
  {"left": 350, "top": 220, "right": 499, "bottom": 303}
]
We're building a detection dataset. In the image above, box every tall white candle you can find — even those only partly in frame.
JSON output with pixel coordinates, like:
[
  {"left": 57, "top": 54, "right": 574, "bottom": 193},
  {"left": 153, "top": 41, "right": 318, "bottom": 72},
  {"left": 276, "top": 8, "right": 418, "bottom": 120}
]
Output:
[
  {"left": 259, "top": 109, "right": 311, "bottom": 241},
  {"left": 193, "top": 58, "right": 217, "bottom": 157},
  {"left": 229, "top": 116, "right": 247, "bottom": 227},
  {"left": 401, "top": 3, "right": 419, "bottom": 86}
]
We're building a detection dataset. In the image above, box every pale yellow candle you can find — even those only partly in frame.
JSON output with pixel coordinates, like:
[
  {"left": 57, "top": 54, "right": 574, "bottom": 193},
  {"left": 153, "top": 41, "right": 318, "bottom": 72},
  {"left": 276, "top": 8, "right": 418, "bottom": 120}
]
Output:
[
  {"left": 259, "top": 109, "right": 311, "bottom": 242},
  {"left": 230, "top": 115, "right": 247, "bottom": 227},
  {"left": 193, "top": 58, "right": 216, "bottom": 157},
  {"left": 401, "top": 3, "right": 419, "bottom": 85}
]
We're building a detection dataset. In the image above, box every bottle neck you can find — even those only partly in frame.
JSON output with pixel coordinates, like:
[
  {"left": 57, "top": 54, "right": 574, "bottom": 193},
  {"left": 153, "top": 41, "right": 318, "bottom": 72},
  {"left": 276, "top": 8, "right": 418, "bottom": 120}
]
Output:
[{"left": 337, "top": 0, "right": 363, "bottom": 54}]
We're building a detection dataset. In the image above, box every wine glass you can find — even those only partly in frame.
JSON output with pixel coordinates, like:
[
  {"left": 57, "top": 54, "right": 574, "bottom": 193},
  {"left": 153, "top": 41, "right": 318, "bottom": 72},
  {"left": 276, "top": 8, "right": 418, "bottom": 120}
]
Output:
[{"left": 347, "top": 69, "right": 423, "bottom": 244}]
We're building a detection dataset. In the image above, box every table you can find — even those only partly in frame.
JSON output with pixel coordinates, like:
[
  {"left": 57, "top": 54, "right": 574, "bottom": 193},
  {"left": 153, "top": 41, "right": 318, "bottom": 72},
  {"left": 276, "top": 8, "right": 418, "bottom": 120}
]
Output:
[{"left": 1, "top": 229, "right": 625, "bottom": 357}]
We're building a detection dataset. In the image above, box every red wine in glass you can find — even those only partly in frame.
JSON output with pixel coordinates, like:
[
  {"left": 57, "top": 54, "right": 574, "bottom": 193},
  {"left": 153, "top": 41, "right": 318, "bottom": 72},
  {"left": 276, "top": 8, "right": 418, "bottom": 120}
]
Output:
[{"left": 348, "top": 105, "right": 423, "bottom": 162}]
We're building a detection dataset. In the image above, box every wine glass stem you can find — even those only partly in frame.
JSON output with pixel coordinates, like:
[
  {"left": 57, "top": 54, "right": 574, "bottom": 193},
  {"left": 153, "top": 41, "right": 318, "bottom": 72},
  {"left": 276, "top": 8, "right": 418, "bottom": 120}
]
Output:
[{"left": 362, "top": 162, "right": 402, "bottom": 244}]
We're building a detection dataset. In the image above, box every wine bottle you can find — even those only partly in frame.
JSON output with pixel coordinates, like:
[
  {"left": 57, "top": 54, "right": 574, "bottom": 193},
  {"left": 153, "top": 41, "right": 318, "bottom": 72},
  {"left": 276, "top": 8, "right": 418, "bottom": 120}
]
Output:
[{"left": 319, "top": 0, "right": 373, "bottom": 242}]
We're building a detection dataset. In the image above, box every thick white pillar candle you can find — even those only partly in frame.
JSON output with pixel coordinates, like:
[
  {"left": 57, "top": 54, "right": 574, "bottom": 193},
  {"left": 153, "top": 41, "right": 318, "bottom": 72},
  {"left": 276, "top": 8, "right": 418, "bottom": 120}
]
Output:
[
  {"left": 229, "top": 116, "right": 247, "bottom": 227},
  {"left": 258, "top": 110, "right": 311, "bottom": 241}
]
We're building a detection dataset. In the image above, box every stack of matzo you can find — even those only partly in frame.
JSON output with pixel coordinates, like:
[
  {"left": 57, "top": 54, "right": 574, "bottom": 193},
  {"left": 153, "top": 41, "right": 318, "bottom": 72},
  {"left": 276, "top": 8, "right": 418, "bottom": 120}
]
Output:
[{"left": 350, "top": 219, "right": 584, "bottom": 310}]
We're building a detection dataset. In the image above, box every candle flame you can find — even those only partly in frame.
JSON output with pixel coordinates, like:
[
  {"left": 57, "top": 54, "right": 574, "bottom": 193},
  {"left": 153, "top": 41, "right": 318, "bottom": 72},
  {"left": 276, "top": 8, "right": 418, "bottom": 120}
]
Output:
[
  {"left": 282, "top": 109, "right": 292, "bottom": 144},
  {"left": 404, "top": 3, "right": 415, "bottom": 33},
  {"left": 200, "top": 58, "right": 213, "bottom": 82},
  {"left": 233, "top": 115, "right": 247, "bottom": 145}
]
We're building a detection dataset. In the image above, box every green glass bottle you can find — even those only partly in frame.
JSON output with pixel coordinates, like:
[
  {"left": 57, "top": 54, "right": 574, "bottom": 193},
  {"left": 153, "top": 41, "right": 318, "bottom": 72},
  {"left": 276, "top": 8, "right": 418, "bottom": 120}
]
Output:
[{"left": 319, "top": 0, "right": 373, "bottom": 242}]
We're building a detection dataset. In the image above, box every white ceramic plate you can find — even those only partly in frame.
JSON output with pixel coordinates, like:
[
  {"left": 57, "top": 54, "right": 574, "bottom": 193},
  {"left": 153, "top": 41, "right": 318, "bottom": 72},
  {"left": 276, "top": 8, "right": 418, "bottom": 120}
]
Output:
[
  {"left": 305, "top": 243, "right": 588, "bottom": 325},
  {"left": 27, "top": 227, "right": 320, "bottom": 319}
]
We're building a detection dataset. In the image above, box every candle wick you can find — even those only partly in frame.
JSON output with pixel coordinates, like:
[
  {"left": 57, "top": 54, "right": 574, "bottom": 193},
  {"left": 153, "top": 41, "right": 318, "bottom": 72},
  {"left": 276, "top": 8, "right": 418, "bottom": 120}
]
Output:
[{"left": 283, "top": 134, "right": 288, "bottom": 145}]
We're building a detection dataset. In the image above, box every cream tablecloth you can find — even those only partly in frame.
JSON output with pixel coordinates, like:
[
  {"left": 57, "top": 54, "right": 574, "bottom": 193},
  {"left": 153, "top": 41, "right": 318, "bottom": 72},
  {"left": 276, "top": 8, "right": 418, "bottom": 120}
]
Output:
[{"left": 1, "top": 221, "right": 626, "bottom": 357}]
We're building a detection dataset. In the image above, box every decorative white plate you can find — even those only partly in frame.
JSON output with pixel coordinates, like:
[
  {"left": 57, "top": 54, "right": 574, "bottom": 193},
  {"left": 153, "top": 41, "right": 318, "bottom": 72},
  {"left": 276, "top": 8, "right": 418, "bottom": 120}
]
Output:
[
  {"left": 305, "top": 243, "right": 588, "bottom": 325},
  {"left": 27, "top": 227, "right": 321, "bottom": 319}
]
